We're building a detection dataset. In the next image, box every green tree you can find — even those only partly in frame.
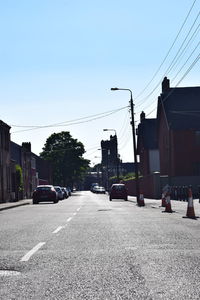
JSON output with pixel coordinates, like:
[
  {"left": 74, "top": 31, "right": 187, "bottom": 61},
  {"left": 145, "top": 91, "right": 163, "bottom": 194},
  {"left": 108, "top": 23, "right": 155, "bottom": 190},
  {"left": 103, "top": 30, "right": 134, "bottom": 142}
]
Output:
[{"left": 40, "top": 131, "right": 90, "bottom": 187}]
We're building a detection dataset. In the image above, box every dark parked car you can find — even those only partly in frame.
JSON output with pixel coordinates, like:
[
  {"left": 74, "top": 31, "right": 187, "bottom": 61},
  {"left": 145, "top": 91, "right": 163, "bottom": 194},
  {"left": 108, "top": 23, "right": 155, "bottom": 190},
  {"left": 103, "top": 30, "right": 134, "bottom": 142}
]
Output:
[
  {"left": 109, "top": 184, "right": 128, "bottom": 201},
  {"left": 32, "top": 185, "right": 58, "bottom": 204}
]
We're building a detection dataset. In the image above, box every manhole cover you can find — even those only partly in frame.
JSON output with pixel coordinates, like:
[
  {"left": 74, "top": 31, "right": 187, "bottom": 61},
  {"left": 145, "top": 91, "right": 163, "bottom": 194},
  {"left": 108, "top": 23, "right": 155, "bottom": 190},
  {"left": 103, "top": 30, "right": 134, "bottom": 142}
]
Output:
[{"left": 0, "top": 270, "right": 21, "bottom": 276}]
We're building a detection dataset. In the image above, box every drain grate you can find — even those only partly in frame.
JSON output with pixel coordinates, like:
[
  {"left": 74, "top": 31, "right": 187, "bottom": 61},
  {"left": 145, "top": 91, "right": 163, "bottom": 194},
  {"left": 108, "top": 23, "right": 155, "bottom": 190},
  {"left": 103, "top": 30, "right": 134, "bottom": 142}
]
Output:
[
  {"left": 0, "top": 270, "right": 21, "bottom": 276},
  {"left": 98, "top": 209, "right": 112, "bottom": 211}
]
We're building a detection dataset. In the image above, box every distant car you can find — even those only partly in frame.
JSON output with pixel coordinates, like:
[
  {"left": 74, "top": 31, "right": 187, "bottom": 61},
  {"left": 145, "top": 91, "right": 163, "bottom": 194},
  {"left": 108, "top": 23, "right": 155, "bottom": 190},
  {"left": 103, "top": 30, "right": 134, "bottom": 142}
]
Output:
[
  {"left": 90, "top": 183, "right": 99, "bottom": 192},
  {"left": 61, "top": 187, "right": 69, "bottom": 198},
  {"left": 32, "top": 185, "right": 58, "bottom": 204},
  {"left": 66, "top": 187, "right": 71, "bottom": 196},
  {"left": 93, "top": 186, "right": 106, "bottom": 194},
  {"left": 54, "top": 186, "right": 65, "bottom": 200},
  {"left": 109, "top": 184, "right": 128, "bottom": 201}
]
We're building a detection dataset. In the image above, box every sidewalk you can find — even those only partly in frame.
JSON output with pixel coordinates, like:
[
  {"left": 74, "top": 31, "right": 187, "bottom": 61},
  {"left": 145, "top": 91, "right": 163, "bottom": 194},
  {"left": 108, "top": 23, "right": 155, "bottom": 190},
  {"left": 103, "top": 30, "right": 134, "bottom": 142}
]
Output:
[{"left": 0, "top": 199, "right": 32, "bottom": 211}]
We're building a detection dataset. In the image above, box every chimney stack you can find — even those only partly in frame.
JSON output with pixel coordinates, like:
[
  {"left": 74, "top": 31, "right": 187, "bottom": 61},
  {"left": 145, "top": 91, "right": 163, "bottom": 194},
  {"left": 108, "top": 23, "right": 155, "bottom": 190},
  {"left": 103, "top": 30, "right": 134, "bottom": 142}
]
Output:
[
  {"left": 162, "top": 77, "right": 170, "bottom": 93},
  {"left": 140, "top": 111, "right": 145, "bottom": 122}
]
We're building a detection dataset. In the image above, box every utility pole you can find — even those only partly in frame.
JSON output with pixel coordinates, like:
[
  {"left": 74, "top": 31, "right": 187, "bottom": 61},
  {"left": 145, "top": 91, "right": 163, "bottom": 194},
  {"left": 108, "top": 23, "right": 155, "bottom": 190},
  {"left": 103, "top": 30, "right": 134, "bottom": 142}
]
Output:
[
  {"left": 111, "top": 88, "right": 140, "bottom": 204},
  {"left": 129, "top": 91, "right": 140, "bottom": 204}
]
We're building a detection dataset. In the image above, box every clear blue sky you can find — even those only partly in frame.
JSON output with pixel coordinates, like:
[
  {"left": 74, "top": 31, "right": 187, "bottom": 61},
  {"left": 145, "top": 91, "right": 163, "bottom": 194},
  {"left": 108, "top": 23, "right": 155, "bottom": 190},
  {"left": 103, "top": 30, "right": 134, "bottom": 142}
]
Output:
[{"left": 0, "top": 0, "right": 199, "bottom": 165}]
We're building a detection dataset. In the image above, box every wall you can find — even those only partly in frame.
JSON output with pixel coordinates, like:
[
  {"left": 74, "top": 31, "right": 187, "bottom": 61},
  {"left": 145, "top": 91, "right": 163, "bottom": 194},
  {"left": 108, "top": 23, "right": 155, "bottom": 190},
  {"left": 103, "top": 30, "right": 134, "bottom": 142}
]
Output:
[
  {"left": 172, "top": 130, "right": 200, "bottom": 176},
  {"left": 158, "top": 108, "right": 170, "bottom": 175},
  {"left": 0, "top": 122, "right": 11, "bottom": 203},
  {"left": 149, "top": 149, "right": 160, "bottom": 173},
  {"left": 123, "top": 173, "right": 161, "bottom": 199}
]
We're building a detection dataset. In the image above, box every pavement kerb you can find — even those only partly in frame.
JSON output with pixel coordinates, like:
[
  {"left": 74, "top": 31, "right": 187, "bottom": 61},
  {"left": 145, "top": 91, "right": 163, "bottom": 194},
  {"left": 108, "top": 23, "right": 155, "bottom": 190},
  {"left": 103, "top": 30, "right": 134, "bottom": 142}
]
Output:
[{"left": 0, "top": 199, "right": 32, "bottom": 211}]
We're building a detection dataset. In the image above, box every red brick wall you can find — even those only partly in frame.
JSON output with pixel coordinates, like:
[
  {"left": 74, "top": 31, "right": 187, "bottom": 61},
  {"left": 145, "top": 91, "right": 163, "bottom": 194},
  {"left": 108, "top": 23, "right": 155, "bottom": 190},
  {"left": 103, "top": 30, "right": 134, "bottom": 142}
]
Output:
[
  {"left": 158, "top": 108, "right": 169, "bottom": 175},
  {"left": 123, "top": 175, "right": 157, "bottom": 198},
  {"left": 172, "top": 130, "right": 200, "bottom": 176},
  {"left": 139, "top": 149, "right": 149, "bottom": 176}
]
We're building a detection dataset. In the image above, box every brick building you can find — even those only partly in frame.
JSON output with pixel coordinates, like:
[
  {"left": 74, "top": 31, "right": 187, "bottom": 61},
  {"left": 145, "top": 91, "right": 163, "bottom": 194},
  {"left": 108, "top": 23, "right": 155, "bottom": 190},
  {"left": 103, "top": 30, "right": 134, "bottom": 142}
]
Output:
[
  {"left": 134, "top": 77, "right": 200, "bottom": 198},
  {"left": 0, "top": 121, "right": 11, "bottom": 203},
  {"left": 0, "top": 119, "right": 52, "bottom": 203}
]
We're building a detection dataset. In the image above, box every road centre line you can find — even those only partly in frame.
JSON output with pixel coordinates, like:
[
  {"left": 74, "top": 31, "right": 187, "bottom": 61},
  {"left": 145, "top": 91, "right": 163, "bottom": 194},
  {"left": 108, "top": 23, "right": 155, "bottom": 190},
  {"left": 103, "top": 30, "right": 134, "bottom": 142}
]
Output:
[
  {"left": 52, "top": 226, "right": 64, "bottom": 234},
  {"left": 20, "top": 209, "right": 81, "bottom": 262},
  {"left": 20, "top": 242, "right": 46, "bottom": 262}
]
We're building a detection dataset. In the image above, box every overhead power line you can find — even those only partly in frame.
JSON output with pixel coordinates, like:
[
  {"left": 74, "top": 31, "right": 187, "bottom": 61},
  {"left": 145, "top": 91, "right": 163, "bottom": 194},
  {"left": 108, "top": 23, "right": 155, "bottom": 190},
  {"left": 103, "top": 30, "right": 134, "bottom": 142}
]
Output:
[
  {"left": 135, "top": 0, "right": 198, "bottom": 100},
  {"left": 11, "top": 106, "right": 129, "bottom": 134},
  {"left": 145, "top": 53, "right": 200, "bottom": 117},
  {"left": 136, "top": 12, "right": 199, "bottom": 109}
]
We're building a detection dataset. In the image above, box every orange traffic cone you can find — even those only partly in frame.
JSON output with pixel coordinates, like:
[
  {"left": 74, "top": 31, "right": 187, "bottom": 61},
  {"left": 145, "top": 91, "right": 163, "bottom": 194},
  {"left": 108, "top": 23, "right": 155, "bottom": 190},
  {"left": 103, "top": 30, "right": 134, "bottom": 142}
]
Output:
[
  {"left": 163, "top": 192, "right": 173, "bottom": 213},
  {"left": 186, "top": 188, "right": 196, "bottom": 219},
  {"left": 161, "top": 192, "right": 166, "bottom": 207},
  {"left": 138, "top": 191, "right": 145, "bottom": 206}
]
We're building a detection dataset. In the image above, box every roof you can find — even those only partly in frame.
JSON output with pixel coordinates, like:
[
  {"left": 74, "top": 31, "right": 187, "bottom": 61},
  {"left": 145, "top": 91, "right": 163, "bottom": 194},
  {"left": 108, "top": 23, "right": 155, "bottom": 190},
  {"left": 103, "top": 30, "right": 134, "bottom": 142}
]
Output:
[
  {"left": 160, "top": 86, "right": 200, "bottom": 130},
  {"left": 0, "top": 120, "right": 11, "bottom": 130},
  {"left": 137, "top": 118, "right": 158, "bottom": 150}
]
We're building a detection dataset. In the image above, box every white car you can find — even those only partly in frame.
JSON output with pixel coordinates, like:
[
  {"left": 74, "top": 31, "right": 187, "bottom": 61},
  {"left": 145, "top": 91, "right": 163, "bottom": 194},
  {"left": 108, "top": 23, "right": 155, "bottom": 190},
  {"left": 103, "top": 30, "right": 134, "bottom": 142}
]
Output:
[{"left": 93, "top": 186, "right": 106, "bottom": 194}]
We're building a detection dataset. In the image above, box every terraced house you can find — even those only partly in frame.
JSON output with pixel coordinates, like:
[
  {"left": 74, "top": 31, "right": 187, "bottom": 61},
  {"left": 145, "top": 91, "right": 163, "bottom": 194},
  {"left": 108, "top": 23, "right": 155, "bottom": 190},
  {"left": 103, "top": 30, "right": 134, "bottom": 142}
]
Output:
[
  {"left": 137, "top": 77, "right": 200, "bottom": 198},
  {"left": 0, "top": 120, "right": 52, "bottom": 203},
  {"left": 0, "top": 121, "right": 11, "bottom": 203}
]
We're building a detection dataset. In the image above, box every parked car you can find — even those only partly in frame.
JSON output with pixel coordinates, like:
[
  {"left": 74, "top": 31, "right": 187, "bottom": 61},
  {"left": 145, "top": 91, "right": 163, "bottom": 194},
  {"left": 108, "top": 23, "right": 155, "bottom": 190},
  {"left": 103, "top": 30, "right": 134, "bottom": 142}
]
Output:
[
  {"left": 109, "top": 184, "right": 128, "bottom": 201},
  {"left": 66, "top": 187, "right": 72, "bottom": 196},
  {"left": 54, "top": 186, "right": 65, "bottom": 200},
  {"left": 90, "top": 183, "right": 99, "bottom": 192},
  {"left": 32, "top": 185, "right": 58, "bottom": 204},
  {"left": 61, "top": 187, "right": 69, "bottom": 198},
  {"left": 93, "top": 186, "right": 106, "bottom": 194}
]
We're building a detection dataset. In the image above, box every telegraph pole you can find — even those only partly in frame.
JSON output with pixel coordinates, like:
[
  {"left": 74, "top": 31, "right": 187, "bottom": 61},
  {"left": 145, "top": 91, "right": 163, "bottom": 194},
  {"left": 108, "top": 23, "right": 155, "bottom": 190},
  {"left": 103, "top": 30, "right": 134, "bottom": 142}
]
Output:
[
  {"left": 129, "top": 91, "right": 140, "bottom": 204},
  {"left": 111, "top": 87, "right": 140, "bottom": 204}
]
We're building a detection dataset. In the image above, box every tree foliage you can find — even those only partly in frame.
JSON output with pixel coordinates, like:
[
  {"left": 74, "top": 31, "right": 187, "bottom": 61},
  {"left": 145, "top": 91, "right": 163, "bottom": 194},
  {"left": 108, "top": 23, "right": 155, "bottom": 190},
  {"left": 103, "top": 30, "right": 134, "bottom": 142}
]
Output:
[
  {"left": 40, "top": 131, "right": 90, "bottom": 187},
  {"left": 15, "top": 164, "right": 23, "bottom": 192}
]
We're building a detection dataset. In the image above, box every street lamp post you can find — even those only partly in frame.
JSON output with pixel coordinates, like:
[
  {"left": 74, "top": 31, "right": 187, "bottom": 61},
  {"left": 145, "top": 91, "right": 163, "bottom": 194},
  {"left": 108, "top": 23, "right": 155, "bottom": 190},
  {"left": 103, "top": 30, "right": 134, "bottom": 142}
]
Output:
[
  {"left": 111, "top": 87, "right": 140, "bottom": 204},
  {"left": 103, "top": 128, "right": 119, "bottom": 182}
]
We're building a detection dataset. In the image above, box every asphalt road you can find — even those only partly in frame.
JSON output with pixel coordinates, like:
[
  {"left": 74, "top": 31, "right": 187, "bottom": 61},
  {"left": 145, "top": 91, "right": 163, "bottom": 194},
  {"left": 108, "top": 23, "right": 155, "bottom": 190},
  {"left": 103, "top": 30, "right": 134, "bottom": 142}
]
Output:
[{"left": 0, "top": 191, "right": 200, "bottom": 299}]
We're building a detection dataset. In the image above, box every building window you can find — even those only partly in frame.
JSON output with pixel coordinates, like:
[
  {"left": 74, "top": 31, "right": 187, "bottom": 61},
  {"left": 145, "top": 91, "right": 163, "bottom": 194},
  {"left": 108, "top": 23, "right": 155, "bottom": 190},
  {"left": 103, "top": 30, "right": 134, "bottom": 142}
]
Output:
[{"left": 195, "top": 131, "right": 200, "bottom": 145}]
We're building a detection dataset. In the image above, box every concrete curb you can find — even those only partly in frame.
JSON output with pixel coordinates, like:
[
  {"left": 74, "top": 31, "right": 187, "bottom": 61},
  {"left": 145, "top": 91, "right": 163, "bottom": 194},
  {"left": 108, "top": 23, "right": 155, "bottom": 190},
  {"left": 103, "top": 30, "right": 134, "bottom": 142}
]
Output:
[{"left": 0, "top": 199, "right": 32, "bottom": 211}]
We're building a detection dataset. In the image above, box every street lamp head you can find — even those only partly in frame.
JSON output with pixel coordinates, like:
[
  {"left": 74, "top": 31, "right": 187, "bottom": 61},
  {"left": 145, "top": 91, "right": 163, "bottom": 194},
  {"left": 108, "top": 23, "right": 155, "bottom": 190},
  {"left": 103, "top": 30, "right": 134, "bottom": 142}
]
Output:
[
  {"left": 103, "top": 128, "right": 117, "bottom": 135},
  {"left": 111, "top": 87, "right": 119, "bottom": 91}
]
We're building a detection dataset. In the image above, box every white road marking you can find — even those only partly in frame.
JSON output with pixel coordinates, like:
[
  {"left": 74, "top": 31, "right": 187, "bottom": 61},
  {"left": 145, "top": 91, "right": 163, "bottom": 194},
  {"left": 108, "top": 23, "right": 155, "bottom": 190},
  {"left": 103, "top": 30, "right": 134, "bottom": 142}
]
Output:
[
  {"left": 21, "top": 209, "right": 80, "bottom": 262},
  {"left": 20, "top": 242, "right": 45, "bottom": 262},
  {"left": 52, "top": 226, "right": 64, "bottom": 234}
]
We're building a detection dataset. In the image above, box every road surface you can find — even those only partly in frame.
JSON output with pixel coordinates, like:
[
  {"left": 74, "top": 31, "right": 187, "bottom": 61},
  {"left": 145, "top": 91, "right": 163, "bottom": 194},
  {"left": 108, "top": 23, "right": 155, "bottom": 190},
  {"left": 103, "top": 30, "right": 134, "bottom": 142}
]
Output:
[{"left": 0, "top": 191, "right": 200, "bottom": 299}]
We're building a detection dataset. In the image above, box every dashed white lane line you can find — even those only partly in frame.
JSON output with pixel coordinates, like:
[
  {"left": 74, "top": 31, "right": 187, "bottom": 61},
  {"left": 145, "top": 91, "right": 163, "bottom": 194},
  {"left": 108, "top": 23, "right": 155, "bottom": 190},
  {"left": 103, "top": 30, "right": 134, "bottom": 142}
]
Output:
[
  {"left": 20, "top": 242, "right": 46, "bottom": 262},
  {"left": 52, "top": 226, "right": 64, "bottom": 234},
  {"left": 20, "top": 207, "right": 82, "bottom": 262}
]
